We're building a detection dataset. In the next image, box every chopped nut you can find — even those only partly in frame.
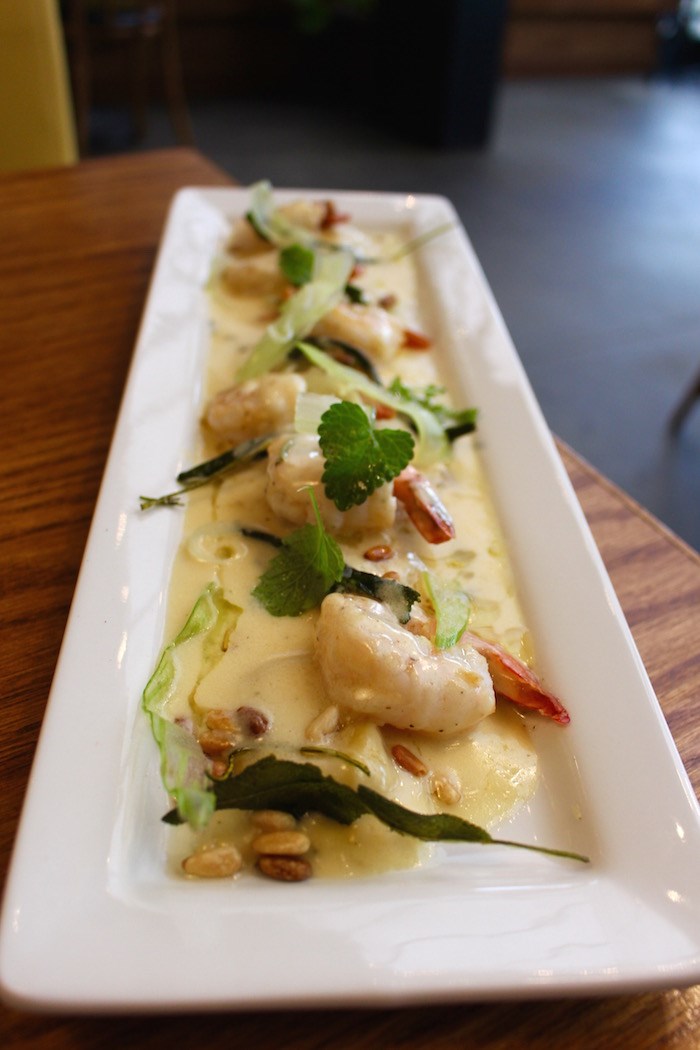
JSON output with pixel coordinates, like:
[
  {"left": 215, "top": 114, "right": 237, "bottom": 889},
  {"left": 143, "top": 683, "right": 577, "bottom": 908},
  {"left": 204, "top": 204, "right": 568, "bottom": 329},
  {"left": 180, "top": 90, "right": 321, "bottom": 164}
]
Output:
[
  {"left": 430, "top": 770, "right": 462, "bottom": 806},
  {"left": 182, "top": 844, "right": 242, "bottom": 879},
  {"left": 251, "top": 830, "right": 311, "bottom": 857},
  {"left": 205, "top": 708, "right": 239, "bottom": 733},
  {"left": 257, "top": 855, "right": 312, "bottom": 882},
  {"left": 305, "top": 704, "right": 341, "bottom": 743},
  {"left": 391, "top": 743, "right": 428, "bottom": 777},
  {"left": 251, "top": 810, "right": 297, "bottom": 832},
  {"left": 198, "top": 728, "right": 239, "bottom": 756},
  {"left": 381, "top": 570, "right": 400, "bottom": 581},
  {"left": 363, "top": 544, "right": 393, "bottom": 562},
  {"left": 237, "top": 705, "right": 270, "bottom": 737},
  {"left": 378, "top": 293, "right": 398, "bottom": 311}
]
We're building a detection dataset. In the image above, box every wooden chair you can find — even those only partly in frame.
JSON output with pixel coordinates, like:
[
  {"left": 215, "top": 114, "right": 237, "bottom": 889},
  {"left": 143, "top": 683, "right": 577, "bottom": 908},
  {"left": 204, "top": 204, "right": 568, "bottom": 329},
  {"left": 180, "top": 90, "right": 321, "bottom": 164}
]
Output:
[
  {"left": 64, "top": 1, "right": 193, "bottom": 155},
  {"left": 0, "top": 0, "right": 78, "bottom": 172}
]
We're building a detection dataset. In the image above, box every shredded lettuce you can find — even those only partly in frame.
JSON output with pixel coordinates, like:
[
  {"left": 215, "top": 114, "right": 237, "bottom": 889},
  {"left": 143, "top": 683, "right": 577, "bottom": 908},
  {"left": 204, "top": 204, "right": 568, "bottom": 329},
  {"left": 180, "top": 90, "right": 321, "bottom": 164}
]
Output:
[
  {"left": 296, "top": 341, "right": 449, "bottom": 466},
  {"left": 422, "top": 570, "right": 471, "bottom": 649},
  {"left": 236, "top": 250, "right": 354, "bottom": 380},
  {"left": 247, "top": 180, "right": 319, "bottom": 250},
  {"left": 246, "top": 180, "right": 453, "bottom": 265},
  {"left": 142, "top": 583, "right": 241, "bottom": 829}
]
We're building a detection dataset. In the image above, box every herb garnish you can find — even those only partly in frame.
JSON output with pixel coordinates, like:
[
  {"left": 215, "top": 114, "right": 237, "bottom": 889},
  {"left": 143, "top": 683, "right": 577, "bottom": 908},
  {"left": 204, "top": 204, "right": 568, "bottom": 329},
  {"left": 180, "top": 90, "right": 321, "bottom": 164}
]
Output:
[
  {"left": 279, "top": 243, "right": 316, "bottom": 286},
  {"left": 162, "top": 755, "right": 588, "bottom": 863},
  {"left": 318, "top": 401, "right": 414, "bottom": 511},
  {"left": 388, "top": 378, "right": 478, "bottom": 442},
  {"left": 251, "top": 490, "right": 345, "bottom": 616},
  {"left": 139, "top": 436, "right": 271, "bottom": 510},
  {"left": 242, "top": 524, "right": 420, "bottom": 622}
]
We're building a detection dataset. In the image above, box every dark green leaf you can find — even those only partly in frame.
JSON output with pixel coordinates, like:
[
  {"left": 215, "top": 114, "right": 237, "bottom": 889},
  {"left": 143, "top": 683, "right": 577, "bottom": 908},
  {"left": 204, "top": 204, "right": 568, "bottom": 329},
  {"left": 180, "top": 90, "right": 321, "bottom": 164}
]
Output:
[
  {"left": 334, "top": 564, "right": 420, "bottom": 624},
  {"left": 163, "top": 754, "right": 589, "bottom": 861},
  {"left": 318, "top": 401, "right": 414, "bottom": 511},
  {"left": 140, "top": 436, "right": 271, "bottom": 511},
  {"left": 252, "top": 493, "right": 345, "bottom": 616},
  {"left": 345, "top": 282, "right": 368, "bottom": 304}
]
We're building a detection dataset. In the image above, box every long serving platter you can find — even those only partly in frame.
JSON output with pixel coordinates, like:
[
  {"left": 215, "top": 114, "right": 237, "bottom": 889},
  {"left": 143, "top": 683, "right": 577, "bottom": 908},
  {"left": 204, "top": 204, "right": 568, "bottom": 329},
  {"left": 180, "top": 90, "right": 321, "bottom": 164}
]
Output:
[{"left": 1, "top": 187, "right": 699, "bottom": 1011}]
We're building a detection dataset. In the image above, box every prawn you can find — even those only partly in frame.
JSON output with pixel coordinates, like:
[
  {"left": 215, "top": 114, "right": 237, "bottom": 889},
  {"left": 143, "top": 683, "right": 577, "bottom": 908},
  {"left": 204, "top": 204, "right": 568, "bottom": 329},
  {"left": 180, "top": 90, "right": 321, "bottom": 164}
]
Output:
[
  {"left": 311, "top": 302, "right": 405, "bottom": 362},
  {"left": 462, "top": 632, "right": 570, "bottom": 725},
  {"left": 220, "top": 253, "right": 289, "bottom": 298},
  {"left": 204, "top": 373, "right": 306, "bottom": 447},
  {"left": 315, "top": 593, "right": 495, "bottom": 735},
  {"left": 226, "top": 199, "right": 348, "bottom": 257},
  {"left": 265, "top": 430, "right": 454, "bottom": 544},
  {"left": 265, "top": 433, "right": 397, "bottom": 535},
  {"left": 393, "top": 465, "right": 455, "bottom": 544}
]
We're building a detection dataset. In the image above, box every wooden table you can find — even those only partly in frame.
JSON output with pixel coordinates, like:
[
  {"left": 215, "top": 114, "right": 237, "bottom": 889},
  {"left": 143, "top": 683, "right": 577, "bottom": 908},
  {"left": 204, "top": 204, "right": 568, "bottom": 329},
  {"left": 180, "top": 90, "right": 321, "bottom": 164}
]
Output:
[{"left": 1, "top": 149, "right": 698, "bottom": 1047}]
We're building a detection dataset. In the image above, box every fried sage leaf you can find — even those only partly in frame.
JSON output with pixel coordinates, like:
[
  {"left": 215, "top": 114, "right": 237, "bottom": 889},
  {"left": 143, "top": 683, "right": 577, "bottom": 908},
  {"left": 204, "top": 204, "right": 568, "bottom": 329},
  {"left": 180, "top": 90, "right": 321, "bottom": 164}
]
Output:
[{"left": 162, "top": 755, "right": 588, "bottom": 862}]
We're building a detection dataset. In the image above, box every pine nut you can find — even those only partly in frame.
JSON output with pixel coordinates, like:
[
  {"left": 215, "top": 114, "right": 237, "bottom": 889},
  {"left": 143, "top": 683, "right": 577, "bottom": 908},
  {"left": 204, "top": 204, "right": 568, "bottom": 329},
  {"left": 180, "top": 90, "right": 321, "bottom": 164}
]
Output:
[
  {"left": 251, "top": 810, "right": 297, "bottom": 832},
  {"left": 391, "top": 743, "right": 428, "bottom": 777},
  {"left": 363, "top": 544, "right": 393, "bottom": 561},
  {"left": 251, "top": 830, "right": 310, "bottom": 857},
  {"left": 198, "top": 728, "right": 239, "bottom": 756},
  {"left": 205, "top": 708, "right": 238, "bottom": 733},
  {"left": 305, "top": 704, "right": 341, "bottom": 742},
  {"left": 430, "top": 770, "right": 462, "bottom": 806},
  {"left": 182, "top": 844, "right": 242, "bottom": 879},
  {"left": 257, "top": 855, "right": 312, "bottom": 882}
]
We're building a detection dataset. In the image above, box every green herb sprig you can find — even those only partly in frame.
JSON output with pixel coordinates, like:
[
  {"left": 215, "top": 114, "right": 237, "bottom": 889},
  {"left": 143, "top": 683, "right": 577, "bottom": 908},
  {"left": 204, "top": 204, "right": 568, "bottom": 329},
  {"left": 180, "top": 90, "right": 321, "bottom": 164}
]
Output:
[
  {"left": 163, "top": 755, "right": 589, "bottom": 864},
  {"left": 139, "top": 436, "right": 271, "bottom": 511},
  {"left": 251, "top": 490, "right": 345, "bottom": 616},
  {"left": 318, "top": 401, "right": 414, "bottom": 511}
]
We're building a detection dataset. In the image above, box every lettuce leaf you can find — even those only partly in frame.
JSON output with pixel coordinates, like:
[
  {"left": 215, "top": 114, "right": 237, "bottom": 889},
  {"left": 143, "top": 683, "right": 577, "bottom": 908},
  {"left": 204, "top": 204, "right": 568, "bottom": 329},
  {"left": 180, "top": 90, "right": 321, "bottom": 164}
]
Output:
[
  {"left": 142, "top": 583, "right": 241, "bottom": 829},
  {"left": 233, "top": 244, "right": 352, "bottom": 381}
]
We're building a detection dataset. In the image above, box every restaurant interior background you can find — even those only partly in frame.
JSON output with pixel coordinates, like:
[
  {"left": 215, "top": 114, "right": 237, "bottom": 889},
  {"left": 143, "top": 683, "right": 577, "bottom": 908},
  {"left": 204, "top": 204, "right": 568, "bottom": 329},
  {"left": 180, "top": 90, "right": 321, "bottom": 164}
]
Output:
[{"left": 4, "top": 0, "right": 700, "bottom": 552}]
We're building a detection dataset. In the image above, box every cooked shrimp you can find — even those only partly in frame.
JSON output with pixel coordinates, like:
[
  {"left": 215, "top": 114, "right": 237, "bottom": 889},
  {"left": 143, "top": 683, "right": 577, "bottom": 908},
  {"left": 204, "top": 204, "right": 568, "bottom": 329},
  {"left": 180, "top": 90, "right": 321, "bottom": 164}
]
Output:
[
  {"left": 406, "top": 614, "right": 570, "bottom": 725},
  {"left": 204, "top": 373, "right": 306, "bottom": 447},
  {"left": 312, "top": 302, "right": 404, "bottom": 362},
  {"left": 393, "top": 465, "right": 455, "bottom": 544},
  {"left": 227, "top": 199, "right": 347, "bottom": 258},
  {"left": 265, "top": 433, "right": 396, "bottom": 535},
  {"left": 221, "top": 253, "right": 288, "bottom": 298},
  {"left": 463, "top": 632, "right": 570, "bottom": 725},
  {"left": 316, "top": 593, "right": 495, "bottom": 735}
]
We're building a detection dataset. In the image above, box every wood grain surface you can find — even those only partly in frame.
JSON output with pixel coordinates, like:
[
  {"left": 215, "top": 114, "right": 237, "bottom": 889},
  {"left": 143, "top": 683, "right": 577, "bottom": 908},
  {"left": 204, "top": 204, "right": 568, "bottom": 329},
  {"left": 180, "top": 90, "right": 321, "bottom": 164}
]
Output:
[{"left": 0, "top": 149, "right": 698, "bottom": 1048}]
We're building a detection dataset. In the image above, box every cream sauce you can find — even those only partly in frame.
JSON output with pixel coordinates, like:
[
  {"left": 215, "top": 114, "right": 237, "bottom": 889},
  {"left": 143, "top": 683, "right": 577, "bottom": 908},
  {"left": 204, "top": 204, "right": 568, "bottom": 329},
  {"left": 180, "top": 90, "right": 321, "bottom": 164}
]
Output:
[{"left": 162, "top": 208, "right": 539, "bottom": 879}]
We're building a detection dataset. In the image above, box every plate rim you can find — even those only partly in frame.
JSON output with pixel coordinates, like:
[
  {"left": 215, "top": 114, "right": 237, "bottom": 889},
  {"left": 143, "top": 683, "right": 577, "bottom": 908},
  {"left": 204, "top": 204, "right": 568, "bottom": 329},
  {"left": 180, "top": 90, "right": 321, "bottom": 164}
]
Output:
[{"left": 1, "top": 185, "right": 699, "bottom": 1012}]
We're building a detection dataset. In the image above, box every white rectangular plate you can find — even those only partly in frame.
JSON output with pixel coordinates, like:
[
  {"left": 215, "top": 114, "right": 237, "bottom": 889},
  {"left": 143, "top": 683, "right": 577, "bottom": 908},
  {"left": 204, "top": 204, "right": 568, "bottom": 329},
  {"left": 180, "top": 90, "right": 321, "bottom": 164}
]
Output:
[{"left": 2, "top": 188, "right": 699, "bottom": 1011}]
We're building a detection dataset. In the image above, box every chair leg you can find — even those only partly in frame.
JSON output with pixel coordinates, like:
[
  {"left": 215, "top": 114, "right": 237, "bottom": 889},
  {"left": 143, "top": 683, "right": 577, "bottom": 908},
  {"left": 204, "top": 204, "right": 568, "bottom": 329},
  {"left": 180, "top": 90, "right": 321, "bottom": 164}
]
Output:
[
  {"left": 129, "top": 31, "right": 151, "bottom": 142},
  {"left": 161, "top": 1, "right": 194, "bottom": 145},
  {"left": 669, "top": 365, "right": 700, "bottom": 435},
  {"left": 64, "top": 0, "right": 92, "bottom": 156}
]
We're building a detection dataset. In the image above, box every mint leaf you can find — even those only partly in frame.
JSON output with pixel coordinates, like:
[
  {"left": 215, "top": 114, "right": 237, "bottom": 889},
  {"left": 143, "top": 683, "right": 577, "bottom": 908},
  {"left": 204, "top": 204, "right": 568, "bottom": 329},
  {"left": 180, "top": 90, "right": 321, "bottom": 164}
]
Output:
[
  {"left": 318, "top": 401, "right": 414, "bottom": 511},
  {"left": 279, "top": 243, "right": 315, "bottom": 286},
  {"left": 252, "top": 491, "right": 344, "bottom": 616}
]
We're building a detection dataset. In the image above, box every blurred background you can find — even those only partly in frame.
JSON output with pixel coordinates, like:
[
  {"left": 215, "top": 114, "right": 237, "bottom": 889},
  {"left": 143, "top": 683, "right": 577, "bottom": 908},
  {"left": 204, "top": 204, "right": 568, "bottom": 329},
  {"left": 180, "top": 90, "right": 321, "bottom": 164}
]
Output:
[{"left": 3, "top": 1, "right": 699, "bottom": 550}]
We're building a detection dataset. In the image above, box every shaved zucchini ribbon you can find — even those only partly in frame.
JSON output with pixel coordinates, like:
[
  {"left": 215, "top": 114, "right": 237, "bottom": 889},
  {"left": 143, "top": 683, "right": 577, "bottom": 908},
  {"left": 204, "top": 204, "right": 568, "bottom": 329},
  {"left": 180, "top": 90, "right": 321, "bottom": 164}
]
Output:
[{"left": 142, "top": 583, "right": 241, "bottom": 829}]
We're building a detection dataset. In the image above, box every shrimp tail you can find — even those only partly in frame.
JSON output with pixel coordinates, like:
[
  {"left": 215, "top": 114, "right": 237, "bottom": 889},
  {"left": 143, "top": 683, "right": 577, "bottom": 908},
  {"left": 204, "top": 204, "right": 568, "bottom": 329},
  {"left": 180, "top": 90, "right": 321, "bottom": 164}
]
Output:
[
  {"left": 463, "top": 632, "right": 571, "bottom": 725},
  {"left": 393, "top": 466, "right": 455, "bottom": 544}
]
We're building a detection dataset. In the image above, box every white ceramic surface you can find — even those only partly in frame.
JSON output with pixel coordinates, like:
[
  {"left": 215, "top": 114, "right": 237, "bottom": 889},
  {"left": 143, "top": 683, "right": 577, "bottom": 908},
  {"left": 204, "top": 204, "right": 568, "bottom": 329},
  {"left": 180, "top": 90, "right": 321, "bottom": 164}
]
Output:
[{"left": 1, "top": 188, "right": 699, "bottom": 1012}]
